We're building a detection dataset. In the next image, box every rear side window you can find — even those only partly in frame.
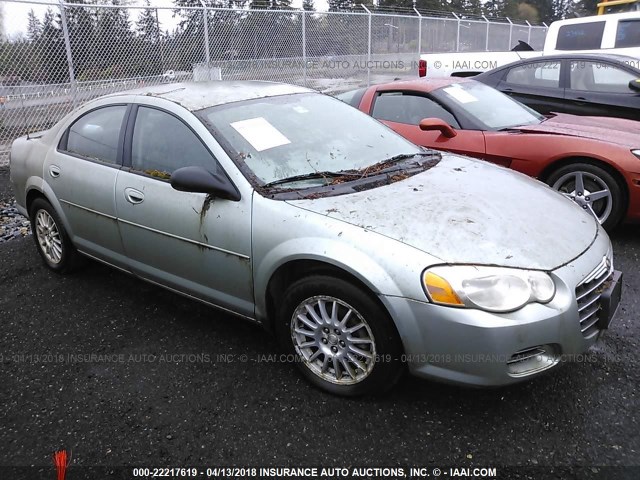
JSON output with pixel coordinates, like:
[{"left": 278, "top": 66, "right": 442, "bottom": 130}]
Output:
[
  {"left": 505, "top": 61, "right": 561, "bottom": 88},
  {"left": 556, "top": 22, "right": 605, "bottom": 50},
  {"left": 616, "top": 20, "right": 640, "bottom": 48},
  {"left": 372, "top": 92, "right": 460, "bottom": 128},
  {"left": 63, "top": 105, "right": 127, "bottom": 164}
]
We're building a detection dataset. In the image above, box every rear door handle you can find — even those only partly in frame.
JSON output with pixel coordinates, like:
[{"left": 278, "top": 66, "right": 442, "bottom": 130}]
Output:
[
  {"left": 124, "top": 187, "right": 144, "bottom": 204},
  {"left": 49, "top": 165, "right": 61, "bottom": 178}
]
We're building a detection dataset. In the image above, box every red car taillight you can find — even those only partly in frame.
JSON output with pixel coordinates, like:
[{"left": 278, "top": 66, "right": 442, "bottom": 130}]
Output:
[{"left": 418, "top": 59, "right": 426, "bottom": 77}]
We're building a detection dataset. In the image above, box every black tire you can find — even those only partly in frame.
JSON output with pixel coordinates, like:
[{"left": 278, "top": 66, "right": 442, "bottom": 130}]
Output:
[
  {"left": 275, "top": 275, "right": 404, "bottom": 396},
  {"left": 546, "top": 162, "right": 625, "bottom": 232},
  {"left": 29, "top": 198, "right": 82, "bottom": 273}
]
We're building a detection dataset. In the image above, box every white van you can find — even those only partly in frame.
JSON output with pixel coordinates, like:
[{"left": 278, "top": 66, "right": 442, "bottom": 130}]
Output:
[
  {"left": 545, "top": 11, "right": 640, "bottom": 57},
  {"left": 418, "top": 12, "right": 640, "bottom": 78}
]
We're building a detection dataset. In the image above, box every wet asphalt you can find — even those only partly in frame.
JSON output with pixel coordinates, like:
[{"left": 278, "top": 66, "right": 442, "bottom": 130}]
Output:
[{"left": 0, "top": 166, "right": 639, "bottom": 478}]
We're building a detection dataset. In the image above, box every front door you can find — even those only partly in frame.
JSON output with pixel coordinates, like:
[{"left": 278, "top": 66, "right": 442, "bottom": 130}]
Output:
[{"left": 115, "top": 105, "right": 254, "bottom": 317}]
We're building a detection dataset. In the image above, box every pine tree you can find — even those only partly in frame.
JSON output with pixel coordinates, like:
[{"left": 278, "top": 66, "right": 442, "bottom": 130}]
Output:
[
  {"left": 136, "top": 0, "right": 160, "bottom": 43},
  {"left": 302, "top": 0, "right": 315, "bottom": 10},
  {"left": 39, "top": 7, "right": 68, "bottom": 82},
  {"left": 27, "top": 9, "right": 42, "bottom": 42}
]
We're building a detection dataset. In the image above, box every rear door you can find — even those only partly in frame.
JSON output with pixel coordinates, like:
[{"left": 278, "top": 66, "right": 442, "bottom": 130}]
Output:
[
  {"left": 46, "top": 104, "right": 129, "bottom": 268},
  {"left": 368, "top": 90, "right": 486, "bottom": 159},
  {"left": 114, "top": 103, "right": 254, "bottom": 317},
  {"left": 495, "top": 59, "right": 566, "bottom": 115}
]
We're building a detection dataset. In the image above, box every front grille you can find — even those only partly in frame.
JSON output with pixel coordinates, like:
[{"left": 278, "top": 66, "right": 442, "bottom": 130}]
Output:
[{"left": 575, "top": 255, "right": 614, "bottom": 338}]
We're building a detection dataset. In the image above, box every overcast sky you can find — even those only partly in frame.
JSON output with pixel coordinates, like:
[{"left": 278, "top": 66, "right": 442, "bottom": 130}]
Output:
[{"left": 3, "top": 0, "right": 332, "bottom": 39}]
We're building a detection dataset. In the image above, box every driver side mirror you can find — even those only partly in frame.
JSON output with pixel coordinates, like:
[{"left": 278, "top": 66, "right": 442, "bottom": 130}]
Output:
[
  {"left": 629, "top": 78, "right": 640, "bottom": 92},
  {"left": 170, "top": 166, "right": 241, "bottom": 201},
  {"left": 419, "top": 118, "right": 457, "bottom": 138}
]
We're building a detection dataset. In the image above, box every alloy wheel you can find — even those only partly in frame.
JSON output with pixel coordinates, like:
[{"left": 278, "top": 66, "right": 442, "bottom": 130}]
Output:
[
  {"left": 552, "top": 170, "right": 612, "bottom": 225},
  {"left": 35, "top": 209, "right": 63, "bottom": 264},
  {"left": 291, "top": 295, "right": 376, "bottom": 385}
]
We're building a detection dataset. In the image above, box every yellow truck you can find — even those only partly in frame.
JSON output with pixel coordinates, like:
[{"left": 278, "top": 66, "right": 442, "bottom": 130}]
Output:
[{"left": 598, "top": 0, "right": 640, "bottom": 15}]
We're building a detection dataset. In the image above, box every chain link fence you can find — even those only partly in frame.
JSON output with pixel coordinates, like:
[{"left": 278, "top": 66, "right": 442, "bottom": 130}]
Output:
[{"left": 0, "top": 0, "right": 547, "bottom": 159}]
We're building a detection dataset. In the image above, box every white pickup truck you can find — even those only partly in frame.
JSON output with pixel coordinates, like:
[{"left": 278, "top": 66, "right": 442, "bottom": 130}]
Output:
[{"left": 419, "top": 11, "right": 640, "bottom": 78}]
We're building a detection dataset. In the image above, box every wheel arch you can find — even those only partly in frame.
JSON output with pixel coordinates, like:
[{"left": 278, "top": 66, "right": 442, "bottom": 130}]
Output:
[
  {"left": 262, "top": 258, "right": 400, "bottom": 344},
  {"left": 25, "top": 185, "right": 75, "bottom": 239}
]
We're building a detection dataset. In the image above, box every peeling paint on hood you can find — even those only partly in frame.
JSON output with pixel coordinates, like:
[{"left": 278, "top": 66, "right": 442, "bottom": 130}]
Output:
[
  {"left": 516, "top": 113, "right": 640, "bottom": 149},
  {"left": 287, "top": 155, "right": 599, "bottom": 271}
]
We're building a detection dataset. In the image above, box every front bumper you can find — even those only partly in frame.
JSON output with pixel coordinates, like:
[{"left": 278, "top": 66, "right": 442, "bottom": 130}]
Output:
[{"left": 382, "top": 235, "right": 620, "bottom": 387}]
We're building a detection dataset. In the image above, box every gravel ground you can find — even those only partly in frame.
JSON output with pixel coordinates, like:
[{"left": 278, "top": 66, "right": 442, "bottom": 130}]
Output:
[{"left": 0, "top": 164, "right": 639, "bottom": 478}]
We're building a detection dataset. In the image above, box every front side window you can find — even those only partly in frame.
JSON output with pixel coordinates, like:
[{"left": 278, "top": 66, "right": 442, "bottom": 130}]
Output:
[
  {"left": 615, "top": 20, "right": 640, "bottom": 48},
  {"left": 131, "top": 106, "right": 217, "bottom": 179},
  {"left": 63, "top": 105, "right": 127, "bottom": 164},
  {"left": 556, "top": 22, "right": 605, "bottom": 50},
  {"left": 570, "top": 61, "right": 637, "bottom": 93},
  {"left": 372, "top": 92, "right": 460, "bottom": 128},
  {"left": 430, "top": 81, "right": 544, "bottom": 131},
  {"left": 505, "top": 61, "right": 561, "bottom": 88}
]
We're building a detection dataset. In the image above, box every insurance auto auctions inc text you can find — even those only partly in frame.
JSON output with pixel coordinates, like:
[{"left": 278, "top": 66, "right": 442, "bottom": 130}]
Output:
[{"left": 241, "top": 466, "right": 497, "bottom": 477}]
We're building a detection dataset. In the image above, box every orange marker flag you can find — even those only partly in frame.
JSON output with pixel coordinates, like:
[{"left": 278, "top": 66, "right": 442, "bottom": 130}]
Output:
[{"left": 53, "top": 450, "right": 69, "bottom": 480}]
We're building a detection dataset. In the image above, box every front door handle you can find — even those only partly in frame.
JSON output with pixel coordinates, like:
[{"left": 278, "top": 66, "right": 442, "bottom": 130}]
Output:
[
  {"left": 49, "top": 165, "right": 61, "bottom": 178},
  {"left": 124, "top": 188, "right": 144, "bottom": 204}
]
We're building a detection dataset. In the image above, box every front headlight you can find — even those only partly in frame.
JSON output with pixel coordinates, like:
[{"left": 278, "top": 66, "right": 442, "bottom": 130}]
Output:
[
  {"left": 422, "top": 265, "right": 555, "bottom": 313},
  {"left": 632, "top": 149, "right": 640, "bottom": 159}
]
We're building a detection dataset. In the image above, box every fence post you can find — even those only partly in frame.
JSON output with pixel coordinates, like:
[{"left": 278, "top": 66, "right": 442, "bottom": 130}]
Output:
[
  {"left": 156, "top": 8, "right": 166, "bottom": 73},
  {"left": 199, "top": 0, "right": 211, "bottom": 67},
  {"left": 362, "top": 5, "right": 372, "bottom": 87},
  {"left": 506, "top": 17, "right": 513, "bottom": 50},
  {"left": 58, "top": 0, "right": 77, "bottom": 109},
  {"left": 452, "top": 13, "right": 460, "bottom": 52},
  {"left": 526, "top": 20, "right": 532, "bottom": 45},
  {"left": 482, "top": 15, "right": 489, "bottom": 52},
  {"left": 302, "top": 11, "right": 307, "bottom": 87},
  {"left": 413, "top": 7, "right": 422, "bottom": 56}
]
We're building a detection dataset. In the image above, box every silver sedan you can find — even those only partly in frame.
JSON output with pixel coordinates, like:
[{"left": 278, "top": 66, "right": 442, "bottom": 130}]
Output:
[{"left": 10, "top": 81, "right": 623, "bottom": 395}]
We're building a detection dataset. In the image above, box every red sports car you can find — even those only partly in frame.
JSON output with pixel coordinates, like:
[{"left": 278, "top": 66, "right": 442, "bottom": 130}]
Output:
[{"left": 338, "top": 78, "right": 640, "bottom": 231}]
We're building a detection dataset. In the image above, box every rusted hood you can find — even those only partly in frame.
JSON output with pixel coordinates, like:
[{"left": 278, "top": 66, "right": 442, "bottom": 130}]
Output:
[
  {"left": 515, "top": 114, "right": 640, "bottom": 148},
  {"left": 288, "top": 155, "right": 599, "bottom": 271}
]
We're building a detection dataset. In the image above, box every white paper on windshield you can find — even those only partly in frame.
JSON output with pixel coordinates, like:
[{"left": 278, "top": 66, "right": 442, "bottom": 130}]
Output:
[
  {"left": 230, "top": 117, "right": 291, "bottom": 152},
  {"left": 442, "top": 86, "right": 478, "bottom": 104}
]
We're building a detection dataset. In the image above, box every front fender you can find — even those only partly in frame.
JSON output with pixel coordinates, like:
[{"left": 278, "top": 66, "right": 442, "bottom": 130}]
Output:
[{"left": 253, "top": 236, "right": 408, "bottom": 320}]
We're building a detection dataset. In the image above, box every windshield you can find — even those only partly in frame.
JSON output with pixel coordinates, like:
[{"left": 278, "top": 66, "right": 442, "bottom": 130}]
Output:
[
  {"left": 431, "top": 81, "right": 545, "bottom": 130},
  {"left": 197, "top": 92, "right": 421, "bottom": 186}
]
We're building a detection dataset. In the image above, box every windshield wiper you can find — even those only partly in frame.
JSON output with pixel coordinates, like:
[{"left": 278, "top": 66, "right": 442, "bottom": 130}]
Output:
[
  {"left": 262, "top": 170, "right": 361, "bottom": 188},
  {"left": 360, "top": 151, "right": 440, "bottom": 174},
  {"left": 262, "top": 152, "right": 439, "bottom": 189}
]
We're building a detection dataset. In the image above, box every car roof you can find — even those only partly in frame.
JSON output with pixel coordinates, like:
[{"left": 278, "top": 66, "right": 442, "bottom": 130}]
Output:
[
  {"left": 370, "top": 77, "right": 471, "bottom": 93},
  {"left": 551, "top": 11, "right": 640, "bottom": 24},
  {"left": 478, "top": 53, "right": 640, "bottom": 75},
  {"left": 104, "top": 80, "right": 314, "bottom": 111}
]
